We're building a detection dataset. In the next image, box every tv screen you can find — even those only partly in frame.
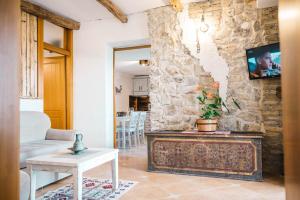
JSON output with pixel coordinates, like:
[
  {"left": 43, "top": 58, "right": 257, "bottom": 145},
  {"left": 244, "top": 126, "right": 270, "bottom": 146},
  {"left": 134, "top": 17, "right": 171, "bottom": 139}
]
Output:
[{"left": 246, "top": 43, "right": 281, "bottom": 80}]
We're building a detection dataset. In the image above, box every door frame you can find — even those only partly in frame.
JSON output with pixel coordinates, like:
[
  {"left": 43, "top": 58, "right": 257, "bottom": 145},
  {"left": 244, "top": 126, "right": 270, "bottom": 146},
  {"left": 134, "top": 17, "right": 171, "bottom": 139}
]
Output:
[
  {"left": 279, "top": 0, "right": 300, "bottom": 198},
  {"left": 0, "top": 0, "right": 20, "bottom": 198},
  {"left": 112, "top": 44, "right": 151, "bottom": 148},
  {"left": 37, "top": 18, "right": 73, "bottom": 129}
]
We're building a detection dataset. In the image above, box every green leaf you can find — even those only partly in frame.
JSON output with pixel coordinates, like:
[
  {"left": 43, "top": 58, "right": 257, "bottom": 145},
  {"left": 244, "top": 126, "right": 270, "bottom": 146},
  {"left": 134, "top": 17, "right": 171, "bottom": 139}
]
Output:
[
  {"left": 197, "top": 96, "right": 205, "bottom": 104},
  {"left": 208, "top": 104, "right": 218, "bottom": 109},
  {"left": 213, "top": 110, "right": 221, "bottom": 117}
]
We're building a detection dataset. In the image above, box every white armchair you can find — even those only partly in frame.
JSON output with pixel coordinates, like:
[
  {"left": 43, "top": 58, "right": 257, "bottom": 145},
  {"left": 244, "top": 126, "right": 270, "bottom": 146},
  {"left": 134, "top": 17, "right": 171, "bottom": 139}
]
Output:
[{"left": 20, "top": 111, "right": 77, "bottom": 190}]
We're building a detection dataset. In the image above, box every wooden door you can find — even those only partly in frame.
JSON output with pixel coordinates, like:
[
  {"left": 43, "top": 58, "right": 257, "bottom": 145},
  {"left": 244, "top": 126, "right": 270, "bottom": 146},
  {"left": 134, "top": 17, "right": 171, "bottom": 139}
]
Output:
[
  {"left": 279, "top": 0, "right": 300, "bottom": 199},
  {"left": 44, "top": 56, "right": 67, "bottom": 129},
  {"left": 0, "top": 0, "right": 20, "bottom": 199}
]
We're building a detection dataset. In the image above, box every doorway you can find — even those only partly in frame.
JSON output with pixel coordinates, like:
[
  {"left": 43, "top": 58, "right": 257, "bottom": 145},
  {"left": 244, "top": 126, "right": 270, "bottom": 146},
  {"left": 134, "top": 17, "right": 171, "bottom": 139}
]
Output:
[
  {"left": 37, "top": 18, "right": 73, "bottom": 129},
  {"left": 113, "top": 45, "right": 151, "bottom": 148}
]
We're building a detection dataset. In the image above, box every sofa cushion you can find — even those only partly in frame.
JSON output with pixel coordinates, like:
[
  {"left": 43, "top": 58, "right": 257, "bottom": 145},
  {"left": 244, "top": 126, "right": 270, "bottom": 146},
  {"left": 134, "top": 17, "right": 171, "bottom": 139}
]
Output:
[
  {"left": 20, "top": 111, "right": 51, "bottom": 143},
  {"left": 46, "top": 128, "right": 76, "bottom": 141},
  {"left": 20, "top": 140, "right": 73, "bottom": 169}
]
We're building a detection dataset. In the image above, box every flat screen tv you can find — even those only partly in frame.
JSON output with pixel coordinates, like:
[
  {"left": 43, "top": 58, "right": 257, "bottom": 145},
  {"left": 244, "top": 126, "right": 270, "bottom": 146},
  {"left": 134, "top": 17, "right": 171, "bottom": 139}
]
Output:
[{"left": 246, "top": 43, "right": 281, "bottom": 80}]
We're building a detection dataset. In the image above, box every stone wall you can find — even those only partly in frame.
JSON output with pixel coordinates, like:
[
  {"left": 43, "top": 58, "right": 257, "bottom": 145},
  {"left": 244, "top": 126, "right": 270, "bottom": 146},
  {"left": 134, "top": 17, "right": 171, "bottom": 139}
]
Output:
[
  {"left": 147, "top": 7, "right": 215, "bottom": 131},
  {"left": 147, "top": 0, "right": 282, "bottom": 175},
  {"left": 260, "top": 7, "right": 283, "bottom": 175}
]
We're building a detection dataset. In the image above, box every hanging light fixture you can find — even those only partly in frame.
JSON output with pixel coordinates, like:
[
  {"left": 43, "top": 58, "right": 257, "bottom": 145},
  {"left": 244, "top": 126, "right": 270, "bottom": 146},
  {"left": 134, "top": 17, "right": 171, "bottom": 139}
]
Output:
[
  {"left": 139, "top": 60, "right": 150, "bottom": 66},
  {"left": 196, "top": 29, "right": 201, "bottom": 53},
  {"left": 199, "top": 10, "right": 209, "bottom": 33},
  {"left": 195, "top": 1, "right": 211, "bottom": 54},
  {"left": 195, "top": 10, "right": 209, "bottom": 54}
]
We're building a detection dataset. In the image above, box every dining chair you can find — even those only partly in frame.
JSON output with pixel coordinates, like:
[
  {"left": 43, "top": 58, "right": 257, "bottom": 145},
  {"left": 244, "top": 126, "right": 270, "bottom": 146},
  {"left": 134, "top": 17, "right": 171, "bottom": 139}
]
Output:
[
  {"left": 117, "top": 111, "right": 140, "bottom": 148},
  {"left": 137, "top": 112, "right": 147, "bottom": 144},
  {"left": 128, "top": 111, "right": 140, "bottom": 147},
  {"left": 116, "top": 116, "right": 130, "bottom": 148}
]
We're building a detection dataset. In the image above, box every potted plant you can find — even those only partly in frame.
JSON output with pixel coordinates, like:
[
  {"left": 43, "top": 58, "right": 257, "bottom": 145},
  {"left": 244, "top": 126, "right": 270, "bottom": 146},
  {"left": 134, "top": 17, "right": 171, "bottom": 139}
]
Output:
[{"left": 195, "top": 82, "right": 240, "bottom": 132}]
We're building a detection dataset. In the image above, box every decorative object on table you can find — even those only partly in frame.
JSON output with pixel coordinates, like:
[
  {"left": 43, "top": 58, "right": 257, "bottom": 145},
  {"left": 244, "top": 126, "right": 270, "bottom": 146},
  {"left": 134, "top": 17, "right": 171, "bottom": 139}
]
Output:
[
  {"left": 37, "top": 178, "right": 137, "bottom": 200},
  {"left": 194, "top": 82, "right": 241, "bottom": 132},
  {"left": 115, "top": 85, "right": 122, "bottom": 94},
  {"left": 195, "top": 119, "right": 218, "bottom": 132},
  {"left": 69, "top": 133, "right": 87, "bottom": 154}
]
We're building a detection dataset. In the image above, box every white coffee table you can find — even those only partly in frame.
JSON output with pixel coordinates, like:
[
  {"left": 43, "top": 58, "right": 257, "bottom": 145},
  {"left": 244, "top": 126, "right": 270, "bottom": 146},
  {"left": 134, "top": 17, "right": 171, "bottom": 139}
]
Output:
[{"left": 26, "top": 148, "right": 119, "bottom": 200}]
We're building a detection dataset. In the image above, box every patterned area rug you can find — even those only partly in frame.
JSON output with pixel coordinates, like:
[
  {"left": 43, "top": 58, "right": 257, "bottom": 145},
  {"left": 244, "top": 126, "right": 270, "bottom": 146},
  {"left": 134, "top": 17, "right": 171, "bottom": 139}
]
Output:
[{"left": 38, "top": 178, "right": 137, "bottom": 200}]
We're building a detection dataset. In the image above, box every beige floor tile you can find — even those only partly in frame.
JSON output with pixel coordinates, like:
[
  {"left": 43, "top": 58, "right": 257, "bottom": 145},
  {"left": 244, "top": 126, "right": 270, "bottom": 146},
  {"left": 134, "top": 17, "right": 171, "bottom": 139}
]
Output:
[{"left": 36, "top": 145, "right": 285, "bottom": 200}]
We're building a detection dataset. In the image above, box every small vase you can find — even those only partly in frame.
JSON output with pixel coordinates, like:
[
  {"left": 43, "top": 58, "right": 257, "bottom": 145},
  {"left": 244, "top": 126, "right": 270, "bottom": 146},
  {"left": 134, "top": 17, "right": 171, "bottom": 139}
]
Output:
[
  {"left": 73, "top": 133, "right": 85, "bottom": 152},
  {"left": 196, "top": 119, "right": 218, "bottom": 132}
]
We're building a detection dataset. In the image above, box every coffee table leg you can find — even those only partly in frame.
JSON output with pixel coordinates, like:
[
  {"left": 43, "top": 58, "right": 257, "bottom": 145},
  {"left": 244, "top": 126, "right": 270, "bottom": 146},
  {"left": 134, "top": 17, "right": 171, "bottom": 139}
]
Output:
[
  {"left": 112, "top": 153, "right": 119, "bottom": 190},
  {"left": 73, "top": 168, "right": 82, "bottom": 200},
  {"left": 29, "top": 165, "right": 36, "bottom": 200}
]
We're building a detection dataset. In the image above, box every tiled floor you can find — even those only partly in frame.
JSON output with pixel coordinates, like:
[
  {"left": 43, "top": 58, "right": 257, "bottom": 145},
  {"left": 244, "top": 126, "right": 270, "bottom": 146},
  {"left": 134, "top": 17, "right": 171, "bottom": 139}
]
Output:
[{"left": 37, "top": 145, "right": 285, "bottom": 200}]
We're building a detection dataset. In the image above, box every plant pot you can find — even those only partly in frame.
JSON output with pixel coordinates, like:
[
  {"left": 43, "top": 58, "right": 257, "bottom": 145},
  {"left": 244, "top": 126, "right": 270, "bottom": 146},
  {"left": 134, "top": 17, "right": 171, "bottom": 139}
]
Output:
[{"left": 196, "top": 119, "right": 218, "bottom": 132}]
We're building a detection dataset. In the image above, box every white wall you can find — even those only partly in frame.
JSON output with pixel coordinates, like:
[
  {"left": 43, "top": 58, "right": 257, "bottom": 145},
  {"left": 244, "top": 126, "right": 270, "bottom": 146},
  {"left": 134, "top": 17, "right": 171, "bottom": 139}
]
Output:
[
  {"left": 20, "top": 98, "right": 43, "bottom": 112},
  {"left": 115, "top": 72, "right": 133, "bottom": 113},
  {"left": 73, "top": 13, "right": 149, "bottom": 148},
  {"left": 179, "top": 6, "right": 229, "bottom": 101}
]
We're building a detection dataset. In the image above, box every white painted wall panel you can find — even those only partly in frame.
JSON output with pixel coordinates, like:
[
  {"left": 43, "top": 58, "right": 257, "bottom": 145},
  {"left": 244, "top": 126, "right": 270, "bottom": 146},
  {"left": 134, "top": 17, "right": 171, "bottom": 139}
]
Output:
[{"left": 73, "top": 13, "right": 149, "bottom": 148}]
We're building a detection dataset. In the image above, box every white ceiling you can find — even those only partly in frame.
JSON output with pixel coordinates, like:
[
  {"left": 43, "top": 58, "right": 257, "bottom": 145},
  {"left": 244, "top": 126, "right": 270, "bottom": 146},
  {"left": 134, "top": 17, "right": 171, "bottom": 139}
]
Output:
[
  {"left": 115, "top": 48, "right": 151, "bottom": 76},
  {"left": 26, "top": 0, "right": 278, "bottom": 23},
  {"left": 27, "top": 0, "right": 204, "bottom": 22}
]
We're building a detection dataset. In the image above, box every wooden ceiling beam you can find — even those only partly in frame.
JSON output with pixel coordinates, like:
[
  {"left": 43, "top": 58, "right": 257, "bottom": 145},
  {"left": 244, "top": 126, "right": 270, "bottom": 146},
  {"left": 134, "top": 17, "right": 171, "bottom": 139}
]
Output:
[
  {"left": 96, "top": 0, "right": 128, "bottom": 23},
  {"left": 170, "top": 0, "right": 183, "bottom": 12},
  {"left": 21, "top": 0, "right": 80, "bottom": 30}
]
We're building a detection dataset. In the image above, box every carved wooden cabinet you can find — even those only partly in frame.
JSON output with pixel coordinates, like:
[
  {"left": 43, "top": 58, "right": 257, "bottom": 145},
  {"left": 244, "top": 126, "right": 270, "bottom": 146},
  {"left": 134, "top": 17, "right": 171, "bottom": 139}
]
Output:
[{"left": 146, "top": 130, "right": 263, "bottom": 181}]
